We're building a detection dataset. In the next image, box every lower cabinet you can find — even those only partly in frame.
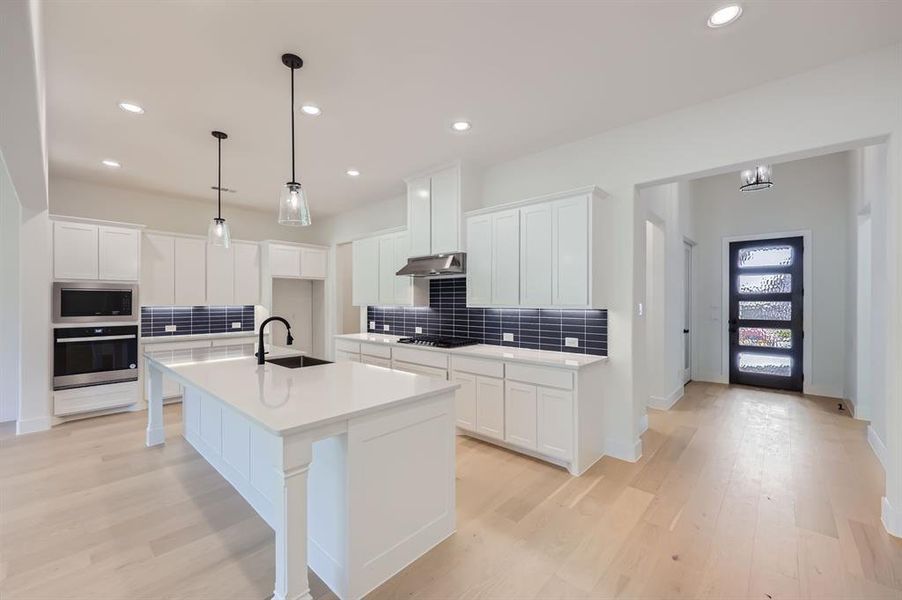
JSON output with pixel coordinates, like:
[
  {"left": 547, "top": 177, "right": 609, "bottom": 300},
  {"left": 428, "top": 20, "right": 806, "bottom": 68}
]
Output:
[
  {"left": 537, "top": 386, "right": 574, "bottom": 460},
  {"left": 504, "top": 381, "right": 537, "bottom": 450},
  {"left": 450, "top": 372, "right": 476, "bottom": 430},
  {"left": 361, "top": 355, "right": 391, "bottom": 368},
  {"left": 334, "top": 349, "right": 360, "bottom": 362},
  {"left": 474, "top": 376, "right": 505, "bottom": 440}
]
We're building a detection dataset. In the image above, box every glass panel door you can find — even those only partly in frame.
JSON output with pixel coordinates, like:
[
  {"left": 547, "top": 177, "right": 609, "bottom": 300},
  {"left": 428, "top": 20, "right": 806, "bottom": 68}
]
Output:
[{"left": 728, "top": 236, "right": 803, "bottom": 392}]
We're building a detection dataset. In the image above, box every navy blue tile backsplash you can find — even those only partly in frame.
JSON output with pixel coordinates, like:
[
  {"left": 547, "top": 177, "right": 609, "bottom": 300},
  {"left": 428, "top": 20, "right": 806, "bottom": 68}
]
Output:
[
  {"left": 141, "top": 305, "right": 255, "bottom": 337},
  {"left": 367, "top": 278, "right": 607, "bottom": 356}
]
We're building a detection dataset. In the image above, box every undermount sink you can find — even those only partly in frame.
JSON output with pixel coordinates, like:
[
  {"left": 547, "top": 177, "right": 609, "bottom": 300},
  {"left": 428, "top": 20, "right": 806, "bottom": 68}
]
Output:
[{"left": 266, "top": 355, "right": 332, "bottom": 369}]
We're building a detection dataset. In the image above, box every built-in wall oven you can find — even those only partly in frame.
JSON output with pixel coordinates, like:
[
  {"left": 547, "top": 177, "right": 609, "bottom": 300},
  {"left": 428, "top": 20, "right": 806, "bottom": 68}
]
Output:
[
  {"left": 52, "top": 281, "right": 138, "bottom": 324},
  {"left": 53, "top": 325, "right": 139, "bottom": 390}
]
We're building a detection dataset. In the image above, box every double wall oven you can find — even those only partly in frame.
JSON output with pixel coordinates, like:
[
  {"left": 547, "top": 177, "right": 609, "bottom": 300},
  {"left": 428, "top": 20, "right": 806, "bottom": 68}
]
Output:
[{"left": 52, "top": 282, "right": 140, "bottom": 390}]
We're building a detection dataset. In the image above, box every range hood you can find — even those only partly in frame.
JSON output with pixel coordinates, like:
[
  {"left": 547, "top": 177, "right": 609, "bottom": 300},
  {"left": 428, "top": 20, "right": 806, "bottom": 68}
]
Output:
[{"left": 396, "top": 253, "right": 466, "bottom": 277}]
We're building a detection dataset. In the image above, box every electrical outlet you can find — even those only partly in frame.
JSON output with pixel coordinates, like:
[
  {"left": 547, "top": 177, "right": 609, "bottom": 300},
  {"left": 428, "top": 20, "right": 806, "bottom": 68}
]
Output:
[
  {"left": 565, "top": 337, "right": 579, "bottom": 348},
  {"left": 369, "top": 321, "right": 376, "bottom": 329},
  {"left": 503, "top": 332, "right": 514, "bottom": 342},
  {"left": 165, "top": 325, "right": 177, "bottom": 332},
  {"left": 383, "top": 324, "right": 390, "bottom": 331},
  {"left": 231, "top": 322, "right": 242, "bottom": 329},
  {"left": 638, "top": 302, "right": 644, "bottom": 316},
  {"left": 415, "top": 326, "right": 423, "bottom": 334}
]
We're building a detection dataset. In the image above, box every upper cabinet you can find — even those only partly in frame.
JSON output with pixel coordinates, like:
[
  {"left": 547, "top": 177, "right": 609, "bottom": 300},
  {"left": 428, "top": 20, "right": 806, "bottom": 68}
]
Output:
[
  {"left": 53, "top": 219, "right": 141, "bottom": 281},
  {"left": 404, "top": 162, "right": 481, "bottom": 258},
  {"left": 233, "top": 242, "right": 261, "bottom": 305},
  {"left": 352, "top": 230, "right": 427, "bottom": 307},
  {"left": 464, "top": 187, "right": 607, "bottom": 308},
  {"left": 267, "top": 242, "right": 327, "bottom": 280},
  {"left": 174, "top": 237, "right": 206, "bottom": 306}
]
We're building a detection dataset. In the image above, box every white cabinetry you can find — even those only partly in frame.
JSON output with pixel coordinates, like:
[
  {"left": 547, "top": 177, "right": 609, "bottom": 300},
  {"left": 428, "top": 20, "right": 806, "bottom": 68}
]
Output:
[
  {"left": 378, "top": 236, "right": 396, "bottom": 305},
  {"left": 206, "top": 244, "right": 235, "bottom": 305},
  {"left": 352, "top": 236, "right": 380, "bottom": 306},
  {"left": 352, "top": 231, "right": 426, "bottom": 307},
  {"left": 405, "top": 162, "right": 480, "bottom": 257},
  {"left": 98, "top": 226, "right": 140, "bottom": 281},
  {"left": 53, "top": 219, "right": 141, "bottom": 281},
  {"left": 174, "top": 237, "right": 206, "bottom": 306},
  {"left": 450, "top": 371, "right": 477, "bottom": 431},
  {"left": 233, "top": 242, "right": 261, "bottom": 305},
  {"left": 474, "top": 376, "right": 504, "bottom": 440},
  {"left": 300, "top": 247, "right": 327, "bottom": 279},
  {"left": 537, "top": 387, "right": 574, "bottom": 460},
  {"left": 142, "top": 233, "right": 175, "bottom": 305},
  {"left": 269, "top": 244, "right": 301, "bottom": 278},
  {"left": 504, "top": 381, "right": 537, "bottom": 450},
  {"left": 464, "top": 186, "right": 606, "bottom": 308}
]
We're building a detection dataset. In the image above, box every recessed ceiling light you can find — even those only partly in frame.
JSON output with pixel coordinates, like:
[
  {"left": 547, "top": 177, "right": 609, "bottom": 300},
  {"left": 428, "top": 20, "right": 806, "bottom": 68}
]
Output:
[
  {"left": 707, "top": 5, "right": 742, "bottom": 28},
  {"left": 102, "top": 159, "right": 121, "bottom": 168},
  {"left": 346, "top": 169, "right": 360, "bottom": 177},
  {"left": 300, "top": 104, "right": 322, "bottom": 116},
  {"left": 118, "top": 101, "right": 144, "bottom": 114},
  {"left": 451, "top": 120, "right": 471, "bottom": 132}
]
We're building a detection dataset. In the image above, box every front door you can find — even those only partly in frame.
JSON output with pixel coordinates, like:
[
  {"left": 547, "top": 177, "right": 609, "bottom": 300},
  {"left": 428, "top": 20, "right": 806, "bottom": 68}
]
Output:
[{"left": 728, "top": 236, "right": 803, "bottom": 392}]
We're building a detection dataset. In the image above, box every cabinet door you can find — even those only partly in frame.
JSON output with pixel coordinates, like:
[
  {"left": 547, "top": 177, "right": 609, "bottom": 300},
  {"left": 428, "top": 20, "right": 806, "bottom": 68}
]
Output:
[
  {"left": 174, "top": 237, "right": 206, "bottom": 306},
  {"left": 407, "top": 176, "right": 431, "bottom": 257},
  {"left": 392, "top": 232, "right": 413, "bottom": 305},
  {"left": 537, "top": 387, "right": 573, "bottom": 460},
  {"left": 378, "top": 235, "right": 395, "bottom": 305},
  {"left": 552, "top": 195, "right": 589, "bottom": 306},
  {"left": 206, "top": 244, "right": 235, "bottom": 305},
  {"left": 504, "top": 381, "right": 537, "bottom": 450},
  {"left": 475, "top": 376, "right": 504, "bottom": 440},
  {"left": 334, "top": 349, "right": 360, "bottom": 363},
  {"left": 491, "top": 209, "right": 520, "bottom": 305},
  {"left": 98, "top": 226, "right": 139, "bottom": 281},
  {"left": 233, "top": 242, "right": 260, "bottom": 305},
  {"left": 451, "top": 371, "right": 477, "bottom": 431},
  {"left": 54, "top": 221, "right": 98, "bottom": 280},
  {"left": 466, "top": 215, "right": 492, "bottom": 306},
  {"left": 269, "top": 244, "right": 301, "bottom": 278},
  {"left": 352, "top": 237, "right": 380, "bottom": 306},
  {"left": 429, "top": 166, "right": 460, "bottom": 254},
  {"left": 520, "top": 204, "right": 553, "bottom": 306},
  {"left": 300, "top": 247, "right": 327, "bottom": 279},
  {"left": 141, "top": 233, "right": 175, "bottom": 305}
]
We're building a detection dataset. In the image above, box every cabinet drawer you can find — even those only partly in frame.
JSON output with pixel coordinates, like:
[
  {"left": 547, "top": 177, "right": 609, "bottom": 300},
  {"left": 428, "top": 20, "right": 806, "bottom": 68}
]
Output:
[
  {"left": 391, "top": 346, "right": 448, "bottom": 369},
  {"left": 335, "top": 339, "right": 361, "bottom": 353},
  {"left": 361, "top": 355, "right": 392, "bottom": 369},
  {"left": 451, "top": 355, "right": 503, "bottom": 378},
  {"left": 55, "top": 381, "right": 138, "bottom": 416},
  {"left": 505, "top": 362, "right": 573, "bottom": 390},
  {"left": 334, "top": 349, "right": 360, "bottom": 363},
  {"left": 360, "top": 342, "right": 391, "bottom": 359},
  {"left": 391, "top": 361, "right": 447, "bottom": 379}
]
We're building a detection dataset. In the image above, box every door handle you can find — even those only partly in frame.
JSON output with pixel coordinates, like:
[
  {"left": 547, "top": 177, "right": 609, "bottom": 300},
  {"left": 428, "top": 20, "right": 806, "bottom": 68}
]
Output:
[{"left": 683, "top": 329, "right": 690, "bottom": 334}]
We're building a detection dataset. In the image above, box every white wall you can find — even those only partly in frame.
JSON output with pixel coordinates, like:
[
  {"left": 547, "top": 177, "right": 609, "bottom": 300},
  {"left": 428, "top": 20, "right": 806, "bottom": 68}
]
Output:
[
  {"left": 49, "top": 175, "right": 330, "bottom": 245},
  {"left": 0, "top": 151, "right": 21, "bottom": 422},
  {"left": 688, "top": 152, "right": 851, "bottom": 398}
]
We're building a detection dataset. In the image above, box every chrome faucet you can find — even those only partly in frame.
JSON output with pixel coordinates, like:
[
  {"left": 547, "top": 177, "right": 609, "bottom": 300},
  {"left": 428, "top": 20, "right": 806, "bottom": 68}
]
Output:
[{"left": 257, "top": 316, "right": 293, "bottom": 365}]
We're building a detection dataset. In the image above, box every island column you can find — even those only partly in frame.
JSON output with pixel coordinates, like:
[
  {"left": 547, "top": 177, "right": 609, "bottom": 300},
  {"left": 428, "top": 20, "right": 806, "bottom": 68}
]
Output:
[
  {"left": 273, "top": 434, "right": 314, "bottom": 600},
  {"left": 145, "top": 359, "right": 165, "bottom": 446}
]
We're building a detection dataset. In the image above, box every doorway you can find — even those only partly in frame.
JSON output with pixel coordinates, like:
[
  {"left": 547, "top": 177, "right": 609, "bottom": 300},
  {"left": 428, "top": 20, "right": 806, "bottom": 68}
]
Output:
[
  {"left": 728, "top": 236, "right": 803, "bottom": 392},
  {"left": 682, "top": 241, "right": 692, "bottom": 384}
]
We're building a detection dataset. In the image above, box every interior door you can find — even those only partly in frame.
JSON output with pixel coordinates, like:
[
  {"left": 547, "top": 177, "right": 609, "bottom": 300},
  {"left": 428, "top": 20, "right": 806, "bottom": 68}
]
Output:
[{"left": 728, "top": 236, "right": 803, "bottom": 392}]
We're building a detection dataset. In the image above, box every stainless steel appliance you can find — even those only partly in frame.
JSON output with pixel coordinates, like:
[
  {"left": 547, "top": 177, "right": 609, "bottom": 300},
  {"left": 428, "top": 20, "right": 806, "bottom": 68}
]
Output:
[
  {"left": 52, "top": 281, "right": 138, "bottom": 323},
  {"left": 396, "top": 335, "right": 479, "bottom": 348},
  {"left": 395, "top": 253, "right": 466, "bottom": 277},
  {"left": 53, "top": 325, "right": 139, "bottom": 390}
]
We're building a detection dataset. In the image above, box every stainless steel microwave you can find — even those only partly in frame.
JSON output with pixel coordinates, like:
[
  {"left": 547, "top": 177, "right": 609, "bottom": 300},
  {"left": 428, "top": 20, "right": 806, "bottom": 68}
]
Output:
[{"left": 52, "top": 281, "right": 139, "bottom": 323}]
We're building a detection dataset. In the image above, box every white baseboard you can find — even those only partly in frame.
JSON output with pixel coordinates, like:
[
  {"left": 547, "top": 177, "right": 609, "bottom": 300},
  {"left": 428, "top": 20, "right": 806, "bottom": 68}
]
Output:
[
  {"left": 638, "top": 414, "right": 649, "bottom": 435},
  {"left": 867, "top": 425, "right": 887, "bottom": 471},
  {"left": 691, "top": 373, "right": 728, "bottom": 385},
  {"left": 803, "top": 384, "right": 844, "bottom": 399},
  {"left": 604, "top": 436, "right": 641, "bottom": 463},
  {"left": 882, "top": 497, "right": 902, "bottom": 539},
  {"left": 16, "top": 415, "right": 52, "bottom": 435},
  {"left": 648, "top": 385, "right": 684, "bottom": 411}
]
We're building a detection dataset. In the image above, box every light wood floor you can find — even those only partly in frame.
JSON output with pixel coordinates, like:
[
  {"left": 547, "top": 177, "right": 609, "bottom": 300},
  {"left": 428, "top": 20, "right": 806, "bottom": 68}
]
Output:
[{"left": 2, "top": 382, "right": 900, "bottom": 599}]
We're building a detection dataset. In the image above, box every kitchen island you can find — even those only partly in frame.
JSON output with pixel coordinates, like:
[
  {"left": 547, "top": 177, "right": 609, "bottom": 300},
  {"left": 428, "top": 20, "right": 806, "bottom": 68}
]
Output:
[{"left": 144, "top": 342, "right": 459, "bottom": 600}]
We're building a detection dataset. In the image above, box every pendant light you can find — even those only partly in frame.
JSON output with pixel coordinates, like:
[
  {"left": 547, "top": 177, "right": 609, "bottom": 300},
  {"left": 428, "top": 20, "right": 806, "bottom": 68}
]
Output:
[
  {"left": 278, "top": 53, "right": 311, "bottom": 226},
  {"left": 740, "top": 164, "right": 774, "bottom": 192},
  {"left": 207, "top": 131, "right": 231, "bottom": 247}
]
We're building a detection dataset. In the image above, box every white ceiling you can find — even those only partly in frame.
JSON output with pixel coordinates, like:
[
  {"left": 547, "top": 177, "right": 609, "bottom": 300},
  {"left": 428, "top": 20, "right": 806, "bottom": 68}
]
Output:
[{"left": 44, "top": 1, "right": 902, "bottom": 220}]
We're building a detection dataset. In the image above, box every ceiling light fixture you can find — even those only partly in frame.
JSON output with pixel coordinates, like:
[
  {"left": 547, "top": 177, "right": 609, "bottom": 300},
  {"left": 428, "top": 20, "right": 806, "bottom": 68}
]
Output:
[
  {"left": 740, "top": 165, "right": 773, "bottom": 192},
  {"left": 208, "top": 131, "right": 232, "bottom": 247},
  {"left": 118, "top": 101, "right": 144, "bottom": 114},
  {"left": 707, "top": 5, "right": 742, "bottom": 28},
  {"left": 300, "top": 104, "right": 322, "bottom": 116},
  {"left": 451, "top": 120, "right": 472, "bottom": 132},
  {"left": 101, "top": 159, "right": 121, "bottom": 168},
  {"left": 278, "top": 53, "right": 311, "bottom": 227},
  {"left": 346, "top": 169, "right": 360, "bottom": 177}
]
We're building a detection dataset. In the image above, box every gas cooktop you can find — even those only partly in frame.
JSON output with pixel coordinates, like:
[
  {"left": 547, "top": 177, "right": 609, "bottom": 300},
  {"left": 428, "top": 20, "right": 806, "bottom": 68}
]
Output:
[{"left": 396, "top": 335, "right": 479, "bottom": 348}]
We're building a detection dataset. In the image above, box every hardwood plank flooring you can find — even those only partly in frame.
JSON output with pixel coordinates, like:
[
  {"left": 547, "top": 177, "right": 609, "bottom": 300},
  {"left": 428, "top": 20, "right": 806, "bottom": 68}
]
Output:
[{"left": 1, "top": 382, "right": 900, "bottom": 599}]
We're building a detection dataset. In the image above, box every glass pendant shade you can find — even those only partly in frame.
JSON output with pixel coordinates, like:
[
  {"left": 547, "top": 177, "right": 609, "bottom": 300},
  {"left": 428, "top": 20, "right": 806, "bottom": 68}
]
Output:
[
  {"left": 740, "top": 164, "right": 774, "bottom": 192},
  {"left": 278, "top": 182, "right": 311, "bottom": 226},
  {"left": 208, "top": 217, "right": 231, "bottom": 248}
]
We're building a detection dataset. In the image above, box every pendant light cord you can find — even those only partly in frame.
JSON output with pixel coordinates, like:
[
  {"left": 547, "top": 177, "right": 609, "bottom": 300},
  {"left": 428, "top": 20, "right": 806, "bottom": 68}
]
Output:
[
  {"left": 217, "top": 135, "right": 222, "bottom": 219},
  {"left": 290, "top": 66, "right": 296, "bottom": 183}
]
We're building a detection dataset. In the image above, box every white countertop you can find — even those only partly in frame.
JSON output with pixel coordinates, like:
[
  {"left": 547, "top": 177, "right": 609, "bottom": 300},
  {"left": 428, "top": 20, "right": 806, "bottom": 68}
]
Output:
[
  {"left": 144, "top": 343, "right": 458, "bottom": 436},
  {"left": 140, "top": 331, "right": 261, "bottom": 345},
  {"left": 335, "top": 333, "right": 607, "bottom": 369}
]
